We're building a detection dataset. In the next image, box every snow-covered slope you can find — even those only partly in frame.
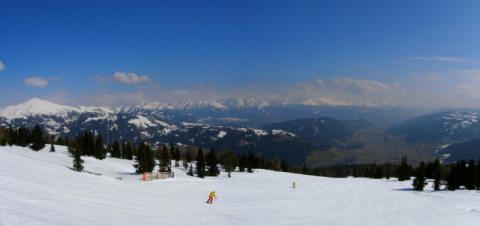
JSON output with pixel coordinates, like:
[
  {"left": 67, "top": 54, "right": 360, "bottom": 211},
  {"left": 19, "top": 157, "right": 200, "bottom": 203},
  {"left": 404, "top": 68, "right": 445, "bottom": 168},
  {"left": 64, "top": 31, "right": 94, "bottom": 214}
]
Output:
[{"left": 2, "top": 145, "right": 480, "bottom": 225}]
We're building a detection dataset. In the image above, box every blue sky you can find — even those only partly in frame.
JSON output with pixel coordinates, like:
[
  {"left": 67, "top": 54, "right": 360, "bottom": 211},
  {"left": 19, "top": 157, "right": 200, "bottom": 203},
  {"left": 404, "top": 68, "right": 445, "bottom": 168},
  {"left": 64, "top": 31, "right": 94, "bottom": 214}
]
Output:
[{"left": 1, "top": 0, "right": 479, "bottom": 109}]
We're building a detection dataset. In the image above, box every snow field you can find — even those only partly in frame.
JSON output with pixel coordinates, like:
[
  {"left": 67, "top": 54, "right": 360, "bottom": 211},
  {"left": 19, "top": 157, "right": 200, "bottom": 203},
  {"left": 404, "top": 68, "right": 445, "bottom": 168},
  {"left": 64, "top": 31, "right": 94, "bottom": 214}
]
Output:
[{"left": 2, "top": 145, "right": 480, "bottom": 225}]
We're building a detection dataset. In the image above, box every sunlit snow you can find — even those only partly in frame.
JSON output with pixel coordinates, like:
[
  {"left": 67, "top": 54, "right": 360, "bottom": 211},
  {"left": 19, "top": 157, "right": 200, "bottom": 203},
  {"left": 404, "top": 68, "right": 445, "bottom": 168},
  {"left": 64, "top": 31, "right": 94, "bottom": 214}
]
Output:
[{"left": 2, "top": 145, "right": 480, "bottom": 225}]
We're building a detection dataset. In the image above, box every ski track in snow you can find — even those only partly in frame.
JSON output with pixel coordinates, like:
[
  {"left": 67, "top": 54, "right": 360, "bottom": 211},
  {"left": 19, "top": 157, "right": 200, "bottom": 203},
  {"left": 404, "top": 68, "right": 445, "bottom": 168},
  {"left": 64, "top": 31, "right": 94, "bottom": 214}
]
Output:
[{"left": 2, "top": 145, "right": 480, "bottom": 225}]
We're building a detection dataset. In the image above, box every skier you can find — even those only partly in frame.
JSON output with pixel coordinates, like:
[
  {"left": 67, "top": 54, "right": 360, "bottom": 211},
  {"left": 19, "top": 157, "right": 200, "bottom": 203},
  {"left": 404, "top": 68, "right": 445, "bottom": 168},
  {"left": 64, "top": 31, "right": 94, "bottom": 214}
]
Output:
[
  {"left": 206, "top": 191, "right": 217, "bottom": 203},
  {"left": 293, "top": 182, "right": 296, "bottom": 188}
]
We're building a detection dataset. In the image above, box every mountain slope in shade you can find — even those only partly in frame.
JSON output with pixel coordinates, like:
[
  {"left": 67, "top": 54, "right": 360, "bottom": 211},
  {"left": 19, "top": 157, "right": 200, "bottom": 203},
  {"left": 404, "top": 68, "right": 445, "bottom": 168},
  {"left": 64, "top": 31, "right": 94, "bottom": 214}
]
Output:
[
  {"left": 387, "top": 111, "right": 480, "bottom": 143},
  {"left": 436, "top": 138, "right": 480, "bottom": 163},
  {"left": 261, "top": 117, "right": 374, "bottom": 149}
]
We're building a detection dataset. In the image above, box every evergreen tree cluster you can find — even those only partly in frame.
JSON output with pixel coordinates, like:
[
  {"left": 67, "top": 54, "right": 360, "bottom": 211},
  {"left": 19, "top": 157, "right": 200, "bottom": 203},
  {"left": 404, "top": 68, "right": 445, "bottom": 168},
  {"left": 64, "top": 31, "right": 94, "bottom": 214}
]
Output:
[
  {"left": 445, "top": 159, "right": 480, "bottom": 191},
  {"left": 398, "top": 156, "right": 412, "bottom": 181},
  {"left": 0, "top": 124, "right": 45, "bottom": 151}
]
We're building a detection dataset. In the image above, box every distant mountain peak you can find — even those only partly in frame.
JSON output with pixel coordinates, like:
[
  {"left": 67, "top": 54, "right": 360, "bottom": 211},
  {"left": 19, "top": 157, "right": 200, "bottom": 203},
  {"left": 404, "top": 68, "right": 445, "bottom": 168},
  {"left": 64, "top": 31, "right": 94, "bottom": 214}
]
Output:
[{"left": 0, "top": 98, "right": 112, "bottom": 120}]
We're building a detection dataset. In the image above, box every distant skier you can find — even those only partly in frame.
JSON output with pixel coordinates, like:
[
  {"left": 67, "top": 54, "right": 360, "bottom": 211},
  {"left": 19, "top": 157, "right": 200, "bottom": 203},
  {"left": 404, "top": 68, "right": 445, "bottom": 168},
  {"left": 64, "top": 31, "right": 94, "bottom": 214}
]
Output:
[
  {"left": 206, "top": 191, "right": 217, "bottom": 203},
  {"left": 293, "top": 182, "right": 296, "bottom": 188}
]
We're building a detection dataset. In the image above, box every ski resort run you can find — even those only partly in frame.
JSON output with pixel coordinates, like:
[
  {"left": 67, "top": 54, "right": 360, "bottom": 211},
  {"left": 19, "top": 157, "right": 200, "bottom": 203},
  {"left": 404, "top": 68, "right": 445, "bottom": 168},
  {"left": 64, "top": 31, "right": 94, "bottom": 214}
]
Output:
[{"left": 2, "top": 145, "right": 480, "bottom": 225}]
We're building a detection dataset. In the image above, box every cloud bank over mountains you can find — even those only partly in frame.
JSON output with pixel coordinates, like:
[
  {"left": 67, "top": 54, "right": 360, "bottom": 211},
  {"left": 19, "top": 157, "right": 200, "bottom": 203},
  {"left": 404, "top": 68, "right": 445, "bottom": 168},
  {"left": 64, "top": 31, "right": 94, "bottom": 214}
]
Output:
[{"left": 59, "top": 76, "right": 456, "bottom": 110}]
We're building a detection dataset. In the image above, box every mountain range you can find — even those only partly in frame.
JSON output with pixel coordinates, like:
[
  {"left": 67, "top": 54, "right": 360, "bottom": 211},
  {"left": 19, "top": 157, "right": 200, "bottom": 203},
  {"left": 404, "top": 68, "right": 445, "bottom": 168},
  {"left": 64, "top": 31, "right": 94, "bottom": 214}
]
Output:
[{"left": 2, "top": 98, "right": 480, "bottom": 166}]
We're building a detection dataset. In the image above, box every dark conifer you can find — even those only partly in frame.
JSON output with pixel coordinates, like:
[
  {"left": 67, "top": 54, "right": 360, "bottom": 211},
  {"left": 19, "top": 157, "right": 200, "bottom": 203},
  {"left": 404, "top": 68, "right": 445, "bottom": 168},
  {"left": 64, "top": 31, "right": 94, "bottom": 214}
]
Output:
[
  {"left": 374, "top": 166, "right": 383, "bottom": 179},
  {"left": 94, "top": 134, "right": 106, "bottom": 160},
  {"left": 73, "top": 143, "right": 84, "bottom": 172},
  {"left": 280, "top": 159, "right": 288, "bottom": 172},
  {"left": 414, "top": 161, "right": 427, "bottom": 190},
  {"left": 185, "top": 149, "right": 192, "bottom": 163},
  {"left": 159, "top": 144, "right": 170, "bottom": 172},
  {"left": 134, "top": 143, "right": 147, "bottom": 174},
  {"left": 475, "top": 159, "right": 480, "bottom": 190},
  {"left": 174, "top": 147, "right": 181, "bottom": 168},
  {"left": 31, "top": 124, "right": 45, "bottom": 151},
  {"left": 447, "top": 165, "right": 458, "bottom": 191},
  {"left": 170, "top": 142, "right": 175, "bottom": 159},
  {"left": 206, "top": 148, "right": 219, "bottom": 176},
  {"left": 238, "top": 154, "right": 246, "bottom": 172},
  {"left": 56, "top": 135, "right": 65, "bottom": 146},
  {"left": 221, "top": 149, "right": 234, "bottom": 177},
  {"left": 433, "top": 159, "right": 442, "bottom": 190},
  {"left": 111, "top": 139, "right": 121, "bottom": 158},
  {"left": 196, "top": 146, "right": 206, "bottom": 178},
  {"left": 182, "top": 152, "right": 189, "bottom": 170},
  {"left": 145, "top": 143, "right": 155, "bottom": 172},
  {"left": 188, "top": 163, "right": 194, "bottom": 176},
  {"left": 466, "top": 159, "right": 476, "bottom": 190},
  {"left": 125, "top": 141, "right": 133, "bottom": 160},
  {"left": 50, "top": 141, "right": 55, "bottom": 152}
]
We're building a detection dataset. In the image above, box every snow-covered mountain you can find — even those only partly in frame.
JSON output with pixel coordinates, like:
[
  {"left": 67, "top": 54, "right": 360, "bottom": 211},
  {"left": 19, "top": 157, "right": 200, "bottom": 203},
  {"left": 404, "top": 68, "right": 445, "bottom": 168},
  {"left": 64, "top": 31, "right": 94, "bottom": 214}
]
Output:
[
  {"left": 0, "top": 98, "right": 318, "bottom": 165},
  {"left": 0, "top": 98, "right": 179, "bottom": 143},
  {"left": 115, "top": 98, "right": 422, "bottom": 127},
  {"left": 0, "top": 98, "right": 113, "bottom": 120}
]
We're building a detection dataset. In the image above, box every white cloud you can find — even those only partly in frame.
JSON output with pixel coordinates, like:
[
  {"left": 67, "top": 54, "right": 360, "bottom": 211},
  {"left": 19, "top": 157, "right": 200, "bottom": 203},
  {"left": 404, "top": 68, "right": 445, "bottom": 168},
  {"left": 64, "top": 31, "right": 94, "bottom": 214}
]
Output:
[
  {"left": 113, "top": 72, "right": 151, "bottom": 84},
  {"left": 25, "top": 77, "right": 48, "bottom": 87},
  {"left": 93, "top": 72, "right": 151, "bottom": 84},
  {"left": 0, "top": 61, "right": 4, "bottom": 71},
  {"left": 406, "top": 56, "right": 478, "bottom": 63}
]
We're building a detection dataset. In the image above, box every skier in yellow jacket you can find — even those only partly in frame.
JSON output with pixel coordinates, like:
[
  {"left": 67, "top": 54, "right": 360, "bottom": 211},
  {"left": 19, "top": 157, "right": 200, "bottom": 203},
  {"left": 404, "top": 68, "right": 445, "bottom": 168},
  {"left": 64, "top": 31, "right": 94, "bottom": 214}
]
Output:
[{"left": 206, "top": 191, "right": 217, "bottom": 203}]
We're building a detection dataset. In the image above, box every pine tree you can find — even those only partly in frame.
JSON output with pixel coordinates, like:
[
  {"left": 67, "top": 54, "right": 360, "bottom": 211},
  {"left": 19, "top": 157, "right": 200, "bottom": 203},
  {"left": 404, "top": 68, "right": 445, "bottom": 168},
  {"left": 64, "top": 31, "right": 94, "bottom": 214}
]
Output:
[
  {"left": 280, "top": 159, "right": 288, "bottom": 172},
  {"left": 433, "top": 159, "right": 442, "bottom": 190},
  {"left": 414, "top": 161, "right": 427, "bottom": 190},
  {"left": 50, "top": 141, "right": 55, "bottom": 152},
  {"left": 188, "top": 163, "right": 194, "bottom": 176},
  {"left": 185, "top": 149, "right": 192, "bottom": 163},
  {"left": 447, "top": 164, "right": 458, "bottom": 190},
  {"left": 159, "top": 144, "right": 171, "bottom": 172},
  {"left": 134, "top": 143, "right": 147, "bottom": 174},
  {"left": 196, "top": 147, "right": 206, "bottom": 178},
  {"left": 206, "top": 148, "right": 219, "bottom": 176},
  {"left": 466, "top": 159, "right": 476, "bottom": 190},
  {"left": 174, "top": 147, "right": 181, "bottom": 168},
  {"left": 238, "top": 154, "right": 246, "bottom": 172},
  {"left": 56, "top": 135, "right": 65, "bottom": 145},
  {"left": 182, "top": 152, "right": 189, "bottom": 170},
  {"left": 94, "top": 134, "right": 106, "bottom": 160},
  {"left": 145, "top": 143, "right": 155, "bottom": 173},
  {"left": 170, "top": 142, "right": 175, "bottom": 160},
  {"left": 221, "top": 149, "right": 234, "bottom": 177},
  {"left": 111, "top": 139, "right": 121, "bottom": 158},
  {"left": 475, "top": 159, "right": 480, "bottom": 190},
  {"left": 125, "top": 141, "right": 133, "bottom": 160},
  {"left": 398, "top": 156, "right": 411, "bottom": 181},
  {"left": 374, "top": 165, "right": 383, "bottom": 179},
  {"left": 73, "top": 143, "right": 84, "bottom": 172},
  {"left": 31, "top": 124, "right": 45, "bottom": 151}
]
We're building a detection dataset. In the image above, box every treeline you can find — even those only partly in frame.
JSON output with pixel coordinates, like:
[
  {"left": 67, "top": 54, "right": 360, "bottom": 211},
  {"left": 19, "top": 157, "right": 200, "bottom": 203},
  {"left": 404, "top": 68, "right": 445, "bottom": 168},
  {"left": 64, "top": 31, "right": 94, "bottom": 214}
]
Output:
[
  {"left": 4, "top": 125, "right": 480, "bottom": 191},
  {"left": 0, "top": 125, "right": 49, "bottom": 151}
]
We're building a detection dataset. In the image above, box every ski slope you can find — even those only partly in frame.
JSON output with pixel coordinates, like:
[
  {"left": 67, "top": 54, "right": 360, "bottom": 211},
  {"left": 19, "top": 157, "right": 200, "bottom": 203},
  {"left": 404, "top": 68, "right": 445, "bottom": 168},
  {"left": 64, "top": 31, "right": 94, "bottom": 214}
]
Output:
[{"left": 1, "top": 145, "right": 480, "bottom": 225}]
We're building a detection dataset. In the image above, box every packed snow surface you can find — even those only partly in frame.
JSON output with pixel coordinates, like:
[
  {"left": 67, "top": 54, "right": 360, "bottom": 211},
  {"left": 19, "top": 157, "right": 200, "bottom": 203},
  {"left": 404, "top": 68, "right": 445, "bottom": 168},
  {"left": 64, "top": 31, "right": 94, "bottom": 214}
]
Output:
[{"left": 2, "top": 146, "right": 480, "bottom": 225}]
